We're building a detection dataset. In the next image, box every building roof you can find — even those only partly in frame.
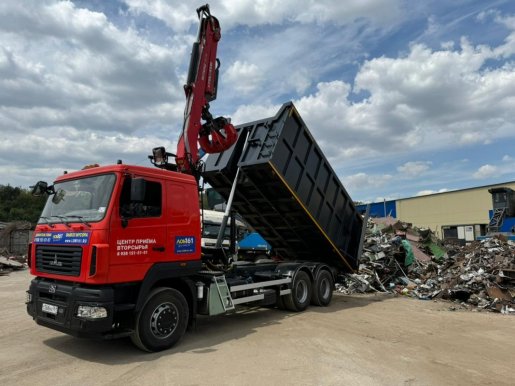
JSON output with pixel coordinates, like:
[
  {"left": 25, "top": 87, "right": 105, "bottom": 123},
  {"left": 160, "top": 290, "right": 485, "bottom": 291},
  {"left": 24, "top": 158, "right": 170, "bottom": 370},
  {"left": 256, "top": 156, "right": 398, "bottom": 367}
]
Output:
[{"left": 396, "top": 180, "right": 515, "bottom": 203}]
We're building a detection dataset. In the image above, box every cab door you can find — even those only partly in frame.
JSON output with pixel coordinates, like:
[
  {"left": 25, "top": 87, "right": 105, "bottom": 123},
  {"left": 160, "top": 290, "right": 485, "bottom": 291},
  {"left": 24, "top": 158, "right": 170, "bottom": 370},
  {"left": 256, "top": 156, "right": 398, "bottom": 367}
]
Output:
[
  {"left": 165, "top": 178, "right": 201, "bottom": 262},
  {"left": 109, "top": 175, "right": 166, "bottom": 282}
]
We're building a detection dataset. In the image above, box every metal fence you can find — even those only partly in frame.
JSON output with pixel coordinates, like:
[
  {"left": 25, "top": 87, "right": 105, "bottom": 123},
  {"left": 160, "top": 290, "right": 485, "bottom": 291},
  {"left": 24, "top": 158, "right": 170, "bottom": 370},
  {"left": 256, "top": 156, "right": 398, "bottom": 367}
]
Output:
[{"left": 7, "top": 229, "right": 32, "bottom": 255}]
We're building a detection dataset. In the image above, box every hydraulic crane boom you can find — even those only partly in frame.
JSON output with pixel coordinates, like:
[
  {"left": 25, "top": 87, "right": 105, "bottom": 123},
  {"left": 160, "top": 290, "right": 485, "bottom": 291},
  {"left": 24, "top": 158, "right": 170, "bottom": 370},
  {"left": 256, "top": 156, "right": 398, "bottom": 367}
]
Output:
[{"left": 150, "top": 4, "right": 237, "bottom": 177}]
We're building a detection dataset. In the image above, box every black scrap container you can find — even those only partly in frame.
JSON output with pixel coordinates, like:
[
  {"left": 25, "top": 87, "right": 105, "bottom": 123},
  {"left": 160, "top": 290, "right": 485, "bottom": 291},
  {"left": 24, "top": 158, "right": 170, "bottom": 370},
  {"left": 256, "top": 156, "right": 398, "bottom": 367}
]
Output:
[{"left": 203, "top": 102, "right": 364, "bottom": 272}]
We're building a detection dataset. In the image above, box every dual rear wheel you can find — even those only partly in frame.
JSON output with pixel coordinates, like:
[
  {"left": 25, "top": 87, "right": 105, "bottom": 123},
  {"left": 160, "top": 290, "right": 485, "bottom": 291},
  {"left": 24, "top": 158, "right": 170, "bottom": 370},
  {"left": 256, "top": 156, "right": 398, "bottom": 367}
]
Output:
[{"left": 281, "top": 269, "right": 333, "bottom": 311}]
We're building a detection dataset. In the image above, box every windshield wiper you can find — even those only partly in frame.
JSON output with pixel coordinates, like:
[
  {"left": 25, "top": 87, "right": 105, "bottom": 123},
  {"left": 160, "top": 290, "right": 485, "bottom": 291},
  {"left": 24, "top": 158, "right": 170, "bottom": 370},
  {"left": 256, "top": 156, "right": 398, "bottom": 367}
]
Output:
[
  {"left": 48, "top": 215, "right": 72, "bottom": 227},
  {"left": 65, "top": 215, "right": 91, "bottom": 227},
  {"left": 39, "top": 216, "right": 55, "bottom": 228}
]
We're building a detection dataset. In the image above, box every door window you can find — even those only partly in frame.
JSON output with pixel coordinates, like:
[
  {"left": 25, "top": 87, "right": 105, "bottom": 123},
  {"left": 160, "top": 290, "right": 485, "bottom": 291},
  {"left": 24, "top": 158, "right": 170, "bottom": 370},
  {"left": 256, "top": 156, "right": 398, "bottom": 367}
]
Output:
[{"left": 120, "top": 178, "right": 162, "bottom": 218}]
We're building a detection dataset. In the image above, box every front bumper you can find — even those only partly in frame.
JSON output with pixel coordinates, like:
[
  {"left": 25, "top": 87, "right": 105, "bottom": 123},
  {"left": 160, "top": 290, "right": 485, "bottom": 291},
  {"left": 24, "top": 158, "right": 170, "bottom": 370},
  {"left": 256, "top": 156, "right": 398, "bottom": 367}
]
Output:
[{"left": 27, "top": 278, "right": 116, "bottom": 338}]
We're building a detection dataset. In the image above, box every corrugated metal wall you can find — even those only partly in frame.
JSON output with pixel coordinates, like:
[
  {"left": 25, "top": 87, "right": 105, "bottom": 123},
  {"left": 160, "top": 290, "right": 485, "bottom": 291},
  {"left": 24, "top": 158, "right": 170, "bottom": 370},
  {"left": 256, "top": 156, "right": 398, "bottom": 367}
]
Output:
[
  {"left": 0, "top": 223, "right": 32, "bottom": 255},
  {"left": 356, "top": 200, "right": 396, "bottom": 218}
]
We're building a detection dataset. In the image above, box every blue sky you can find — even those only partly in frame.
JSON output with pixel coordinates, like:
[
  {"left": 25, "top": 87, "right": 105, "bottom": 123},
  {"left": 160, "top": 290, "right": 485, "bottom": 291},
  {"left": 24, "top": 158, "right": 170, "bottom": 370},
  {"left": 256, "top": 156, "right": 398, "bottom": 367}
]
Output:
[{"left": 0, "top": 0, "right": 514, "bottom": 203}]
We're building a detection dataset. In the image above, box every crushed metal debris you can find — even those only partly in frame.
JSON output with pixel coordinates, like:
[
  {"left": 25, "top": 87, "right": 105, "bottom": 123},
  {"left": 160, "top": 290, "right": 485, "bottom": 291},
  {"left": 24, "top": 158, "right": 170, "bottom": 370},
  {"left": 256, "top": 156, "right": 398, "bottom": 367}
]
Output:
[
  {"left": 0, "top": 253, "right": 27, "bottom": 275},
  {"left": 0, "top": 222, "right": 30, "bottom": 275},
  {"left": 336, "top": 218, "right": 515, "bottom": 314}
]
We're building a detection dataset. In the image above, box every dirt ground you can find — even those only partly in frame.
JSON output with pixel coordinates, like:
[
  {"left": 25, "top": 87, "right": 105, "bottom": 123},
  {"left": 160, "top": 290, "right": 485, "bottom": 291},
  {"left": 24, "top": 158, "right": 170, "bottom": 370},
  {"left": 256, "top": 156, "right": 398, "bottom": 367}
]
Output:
[{"left": 0, "top": 271, "right": 513, "bottom": 386}]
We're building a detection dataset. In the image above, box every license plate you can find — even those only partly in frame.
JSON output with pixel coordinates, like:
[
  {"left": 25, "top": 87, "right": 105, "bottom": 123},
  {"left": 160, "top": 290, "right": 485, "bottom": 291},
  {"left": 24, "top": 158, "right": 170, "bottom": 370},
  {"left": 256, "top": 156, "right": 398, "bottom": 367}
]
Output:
[{"left": 42, "top": 303, "right": 58, "bottom": 315}]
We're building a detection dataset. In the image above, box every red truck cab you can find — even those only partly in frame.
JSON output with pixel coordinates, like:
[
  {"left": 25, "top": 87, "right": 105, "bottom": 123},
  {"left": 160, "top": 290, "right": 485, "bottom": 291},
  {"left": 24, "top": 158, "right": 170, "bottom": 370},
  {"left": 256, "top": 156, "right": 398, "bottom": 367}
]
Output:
[{"left": 27, "top": 164, "right": 202, "bottom": 345}]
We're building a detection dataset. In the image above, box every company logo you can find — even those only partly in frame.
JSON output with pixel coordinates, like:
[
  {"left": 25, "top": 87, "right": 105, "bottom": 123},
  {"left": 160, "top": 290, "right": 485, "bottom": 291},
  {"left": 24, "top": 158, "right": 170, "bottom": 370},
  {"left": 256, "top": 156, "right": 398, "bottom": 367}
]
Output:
[
  {"left": 49, "top": 284, "right": 57, "bottom": 294},
  {"left": 176, "top": 237, "right": 194, "bottom": 245},
  {"left": 175, "top": 236, "right": 196, "bottom": 254},
  {"left": 49, "top": 255, "right": 63, "bottom": 267}
]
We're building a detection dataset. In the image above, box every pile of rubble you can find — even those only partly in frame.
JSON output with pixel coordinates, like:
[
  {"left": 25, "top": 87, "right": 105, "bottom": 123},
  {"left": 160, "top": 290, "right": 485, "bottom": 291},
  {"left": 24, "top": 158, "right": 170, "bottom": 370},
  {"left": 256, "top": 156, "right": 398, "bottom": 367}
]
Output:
[
  {"left": 0, "top": 221, "right": 30, "bottom": 275},
  {"left": 336, "top": 218, "right": 515, "bottom": 314},
  {"left": 414, "top": 237, "right": 515, "bottom": 313},
  {"left": 0, "top": 249, "right": 26, "bottom": 275}
]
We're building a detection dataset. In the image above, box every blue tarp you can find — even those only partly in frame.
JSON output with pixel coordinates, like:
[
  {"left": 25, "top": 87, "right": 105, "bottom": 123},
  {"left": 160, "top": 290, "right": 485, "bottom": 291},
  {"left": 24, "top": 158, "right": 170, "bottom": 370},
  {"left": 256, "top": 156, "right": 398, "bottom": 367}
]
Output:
[
  {"left": 356, "top": 200, "right": 396, "bottom": 218},
  {"left": 238, "top": 232, "right": 271, "bottom": 251}
]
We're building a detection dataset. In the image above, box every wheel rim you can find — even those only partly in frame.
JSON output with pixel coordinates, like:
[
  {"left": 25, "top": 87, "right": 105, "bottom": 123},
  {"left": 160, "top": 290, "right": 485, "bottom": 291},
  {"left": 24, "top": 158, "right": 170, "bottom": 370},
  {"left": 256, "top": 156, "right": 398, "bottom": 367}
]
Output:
[
  {"left": 150, "top": 302, "right": 179, "bottom": 339},
  {"left": 295, "top": 279, "right": 308, "bottom": 303},
  {"left": 320, "top": 277, "right": 331, "bottom": 300}
]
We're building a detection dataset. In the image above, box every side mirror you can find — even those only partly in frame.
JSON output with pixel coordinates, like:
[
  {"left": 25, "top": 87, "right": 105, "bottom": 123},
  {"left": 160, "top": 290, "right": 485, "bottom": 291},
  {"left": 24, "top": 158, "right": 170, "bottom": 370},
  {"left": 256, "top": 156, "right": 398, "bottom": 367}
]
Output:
[
  {"left": 130, "top": 178, "right": 146, "bottom": 202},
  {"left": 30, "top": 181, "right": 55, "bottom": 196},
  {"left": 52, "top": 188, "right": 66, "bottom": 204}
]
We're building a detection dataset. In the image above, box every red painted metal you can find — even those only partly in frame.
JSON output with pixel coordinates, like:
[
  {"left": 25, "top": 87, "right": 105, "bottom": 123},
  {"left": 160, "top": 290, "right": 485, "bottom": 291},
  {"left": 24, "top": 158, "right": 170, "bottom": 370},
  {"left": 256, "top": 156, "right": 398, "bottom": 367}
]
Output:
[
  {"left": 175, "top": 5, "right": 237, "bottom": 174},
  {"left": 30, "top": 165, "right": 201, "bottom": 284},
  {"left": 30, "top": 6, "right": 232, "bottom": 286}
]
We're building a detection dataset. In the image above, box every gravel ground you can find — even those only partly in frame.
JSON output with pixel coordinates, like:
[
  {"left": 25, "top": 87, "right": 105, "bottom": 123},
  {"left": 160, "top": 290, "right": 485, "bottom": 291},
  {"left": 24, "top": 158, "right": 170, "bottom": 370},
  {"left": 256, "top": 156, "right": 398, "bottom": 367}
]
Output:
[{"left": 0, "top": 270, "right": 513, "bottom": 386}]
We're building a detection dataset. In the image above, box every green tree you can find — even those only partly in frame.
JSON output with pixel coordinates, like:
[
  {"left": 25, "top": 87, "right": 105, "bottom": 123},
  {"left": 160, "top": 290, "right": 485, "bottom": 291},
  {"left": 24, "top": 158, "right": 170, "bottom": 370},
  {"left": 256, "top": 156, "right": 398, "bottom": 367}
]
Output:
[{"left": 0, "top": 185, "right": 46, "bottom": 224}]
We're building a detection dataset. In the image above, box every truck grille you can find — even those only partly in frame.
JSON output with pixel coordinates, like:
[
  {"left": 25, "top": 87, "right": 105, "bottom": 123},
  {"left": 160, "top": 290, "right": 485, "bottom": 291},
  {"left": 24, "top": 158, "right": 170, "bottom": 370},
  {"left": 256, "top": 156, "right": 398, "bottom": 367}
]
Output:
[{"left": 35, "top": 245, "right": 83, "bottom": 276}]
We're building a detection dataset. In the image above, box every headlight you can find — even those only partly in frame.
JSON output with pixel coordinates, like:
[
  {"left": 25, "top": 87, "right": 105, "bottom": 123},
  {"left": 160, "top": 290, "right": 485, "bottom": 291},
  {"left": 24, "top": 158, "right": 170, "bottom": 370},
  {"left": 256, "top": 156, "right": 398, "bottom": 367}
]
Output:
[
  {"left": 26, "top": 291, "right": 32, "bottom": 304},
  {"left": 77, "top": 305, "right": 108, "bottom": 319}
]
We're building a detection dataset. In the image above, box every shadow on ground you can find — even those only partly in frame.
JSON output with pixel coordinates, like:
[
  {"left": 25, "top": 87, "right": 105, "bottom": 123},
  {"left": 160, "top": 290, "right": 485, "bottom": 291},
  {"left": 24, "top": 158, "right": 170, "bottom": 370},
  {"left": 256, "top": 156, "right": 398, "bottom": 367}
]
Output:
[{"left": 43, "top": 292, "right": 395, "bottom": 364}]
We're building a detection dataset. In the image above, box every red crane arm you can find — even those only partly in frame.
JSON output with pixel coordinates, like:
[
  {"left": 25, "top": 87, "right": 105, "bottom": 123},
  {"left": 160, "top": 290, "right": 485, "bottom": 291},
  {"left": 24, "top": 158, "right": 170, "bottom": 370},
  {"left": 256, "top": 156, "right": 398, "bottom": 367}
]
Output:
[{"left": 175, "top": 4, "right": 237, "bottom": 175}]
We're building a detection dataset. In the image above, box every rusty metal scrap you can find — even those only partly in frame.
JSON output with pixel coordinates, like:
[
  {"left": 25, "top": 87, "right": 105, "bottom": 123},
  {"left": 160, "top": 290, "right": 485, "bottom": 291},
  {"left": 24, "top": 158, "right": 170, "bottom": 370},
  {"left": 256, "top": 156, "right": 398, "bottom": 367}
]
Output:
[{"left": 336, "top": 218, "right": 515, "bottom": 314}]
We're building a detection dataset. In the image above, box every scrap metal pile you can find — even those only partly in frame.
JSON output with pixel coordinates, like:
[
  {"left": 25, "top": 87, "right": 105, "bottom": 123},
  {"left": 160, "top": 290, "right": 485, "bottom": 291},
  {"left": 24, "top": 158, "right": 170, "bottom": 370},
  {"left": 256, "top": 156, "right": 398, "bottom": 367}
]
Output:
[
  {"left": 0, "top": 222, "right": 29, "bottom": 275},
  {"left": 336, "top": 218, "right": 515, "bottom": 314},
  {"left": 0, "top": 251, "right": 26, "bottom": 275}
]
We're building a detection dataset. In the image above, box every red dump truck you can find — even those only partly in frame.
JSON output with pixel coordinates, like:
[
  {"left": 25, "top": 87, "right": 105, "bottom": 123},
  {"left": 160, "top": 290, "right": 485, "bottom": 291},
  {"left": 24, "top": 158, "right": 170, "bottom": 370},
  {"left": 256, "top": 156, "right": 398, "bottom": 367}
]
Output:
[{"left": 26, "top": 4, "right": 365, "bottom": 352}]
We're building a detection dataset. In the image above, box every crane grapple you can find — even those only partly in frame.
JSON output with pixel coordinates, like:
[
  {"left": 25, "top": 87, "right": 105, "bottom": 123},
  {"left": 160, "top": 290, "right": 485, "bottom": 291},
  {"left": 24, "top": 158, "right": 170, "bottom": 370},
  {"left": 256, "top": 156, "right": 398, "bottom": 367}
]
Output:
[{"left": 175, "top": 4, "right": 237, "bottom": 175}]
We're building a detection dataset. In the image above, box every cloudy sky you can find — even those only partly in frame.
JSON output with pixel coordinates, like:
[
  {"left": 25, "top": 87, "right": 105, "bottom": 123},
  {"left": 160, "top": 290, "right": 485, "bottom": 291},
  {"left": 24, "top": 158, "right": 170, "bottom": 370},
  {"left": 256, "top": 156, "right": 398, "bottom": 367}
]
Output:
[{"left": 0, "top": 0, "right": 514, "bottom": 203}]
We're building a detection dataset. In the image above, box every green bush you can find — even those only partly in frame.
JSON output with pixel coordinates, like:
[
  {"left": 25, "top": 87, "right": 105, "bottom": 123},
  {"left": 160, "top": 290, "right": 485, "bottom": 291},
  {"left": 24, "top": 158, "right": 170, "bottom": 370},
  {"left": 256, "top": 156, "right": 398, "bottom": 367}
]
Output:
[{"left": 0, "top": 185, "right": 46, "bottom": 224}]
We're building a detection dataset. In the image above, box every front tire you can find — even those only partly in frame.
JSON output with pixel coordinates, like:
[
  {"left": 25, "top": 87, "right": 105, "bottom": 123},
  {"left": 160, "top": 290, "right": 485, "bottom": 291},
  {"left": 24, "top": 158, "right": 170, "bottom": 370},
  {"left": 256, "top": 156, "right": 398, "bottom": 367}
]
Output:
[{"left": 131, "top": 287, "right": 189, "bottom": 352}]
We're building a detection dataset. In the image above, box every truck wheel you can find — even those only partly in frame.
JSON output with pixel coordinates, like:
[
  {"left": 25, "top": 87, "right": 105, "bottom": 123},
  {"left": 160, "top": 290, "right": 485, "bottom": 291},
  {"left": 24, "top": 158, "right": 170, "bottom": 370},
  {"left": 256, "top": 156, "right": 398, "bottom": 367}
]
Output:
[
  {"left": 284, "top": 271, "right": 312, "bottom": 312},
  {"left": 311, "top": 270, "right": 333, "bottom": 306},
  {"left": 131, "top": 287, "right": 189, "bottom": 352}
]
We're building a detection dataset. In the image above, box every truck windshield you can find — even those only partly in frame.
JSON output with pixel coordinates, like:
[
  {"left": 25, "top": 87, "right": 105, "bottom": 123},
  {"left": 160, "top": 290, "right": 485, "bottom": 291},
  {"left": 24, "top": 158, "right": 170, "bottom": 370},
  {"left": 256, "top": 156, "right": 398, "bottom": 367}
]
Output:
[
  {"left": 39, "top": 174, "right": 116, "bottom": 224},
  {"left": 203, "top": 223, "right": 247, "bottom": 240},
  {"left": 203, "top": 223, "right": 230, "bottom": 239}
]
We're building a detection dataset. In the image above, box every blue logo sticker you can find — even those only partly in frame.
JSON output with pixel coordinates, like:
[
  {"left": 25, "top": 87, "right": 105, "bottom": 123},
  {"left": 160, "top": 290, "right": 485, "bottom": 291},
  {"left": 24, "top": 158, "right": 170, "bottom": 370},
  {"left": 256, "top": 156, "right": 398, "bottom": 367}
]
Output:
[
  {"left": 175, "top": 236, "right": 196, "bottom": 254},
  {"left": 34, "top": 232, "right": 91, "bottom": 245}
]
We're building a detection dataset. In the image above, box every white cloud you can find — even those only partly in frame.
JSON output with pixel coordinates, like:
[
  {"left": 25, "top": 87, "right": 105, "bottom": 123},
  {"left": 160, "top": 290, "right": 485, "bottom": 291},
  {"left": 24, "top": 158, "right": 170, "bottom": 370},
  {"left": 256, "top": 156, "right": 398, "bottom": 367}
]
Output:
[
  {"left": 234, "top": 27, "right": 515, "bottom": 170},
  {"left": 224, "top": 61, "right": 264, "bottom": 94},
  {"left": 473, "top": 164, "right": 499, "bottom": 179},
  {"left": 0, "top": 0, "right": 187, "bottom": 187},
  {"left": 397, "top": 161, "right": 432, "bottom": 176},
  {"left": 342, "top": 172, "right": 393, "bottom": 192},
  {"left": 0, "top": 127, "right": 169, "bottom": 187},
  {"left": 123, "top": 0, "right": 197, "bottom": 32},
  {"left": 353, "top": 39, "right": 515, "bottom": 146},
  {"left": 220, "top": 23, "right": 515, "bottom": 179},
  {"left": 123, "top": 0, "right": 403, "bottom": 31},
  {"left": 502, "top": 155, "right": 513, "bottom": 161},
  {"left": 294, "top": 81, "right": 359, "bottom": 162},
  {"left": 231, "top": 103, "right": 280, "bottom": 125},
  {"left": 0, "top": 0, "right": 514, "bottom": 204}
]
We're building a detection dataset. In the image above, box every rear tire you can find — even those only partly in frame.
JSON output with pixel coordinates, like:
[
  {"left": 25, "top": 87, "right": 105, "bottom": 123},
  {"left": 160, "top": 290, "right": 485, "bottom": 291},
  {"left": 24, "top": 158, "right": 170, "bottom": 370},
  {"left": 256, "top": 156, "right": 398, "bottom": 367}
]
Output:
[
  {"left": 284, "top": 271, "right": 312, "bottom": 312},
  {"left": 311, "top": 270, "right": 334, "bottom": 306},
  {"left": 131, "top": 288, "right": 189, "bottom": 352}
]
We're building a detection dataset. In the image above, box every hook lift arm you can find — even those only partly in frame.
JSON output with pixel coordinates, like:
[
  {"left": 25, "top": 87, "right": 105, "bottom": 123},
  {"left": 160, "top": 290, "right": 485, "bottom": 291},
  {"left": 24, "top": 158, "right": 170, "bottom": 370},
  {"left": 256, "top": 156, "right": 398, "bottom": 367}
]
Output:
[{"left": 150, "top": 4, "right": 237, "bottom": 178}]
